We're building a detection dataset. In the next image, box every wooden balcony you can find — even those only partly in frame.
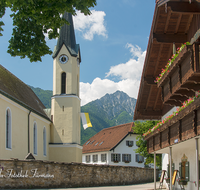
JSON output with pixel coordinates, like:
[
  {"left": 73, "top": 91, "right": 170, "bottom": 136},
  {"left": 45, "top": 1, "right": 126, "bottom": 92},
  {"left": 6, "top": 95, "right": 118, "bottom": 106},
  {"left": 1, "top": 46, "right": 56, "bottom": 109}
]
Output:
[
  {"left": 145, "top": 96, "right": 200, "bottom": 153},
  {"left": 157, "top": 42, "right": 200, "bottom": 106}
]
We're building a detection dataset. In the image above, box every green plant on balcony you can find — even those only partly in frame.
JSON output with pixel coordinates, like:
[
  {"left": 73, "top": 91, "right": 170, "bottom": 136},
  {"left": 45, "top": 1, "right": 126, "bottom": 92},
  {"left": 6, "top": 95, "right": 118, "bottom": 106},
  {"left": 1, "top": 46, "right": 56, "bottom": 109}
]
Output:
[{"left": 155, "top": 42, "right": 190, "bottom": 84}]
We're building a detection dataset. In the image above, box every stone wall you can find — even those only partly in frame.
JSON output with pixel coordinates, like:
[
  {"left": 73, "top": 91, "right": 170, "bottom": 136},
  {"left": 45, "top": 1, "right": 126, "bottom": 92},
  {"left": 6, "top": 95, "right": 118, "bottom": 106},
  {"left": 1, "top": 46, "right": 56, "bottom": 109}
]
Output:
[{"left": 0, "top": 159, "right": 158, "bottom": 189}]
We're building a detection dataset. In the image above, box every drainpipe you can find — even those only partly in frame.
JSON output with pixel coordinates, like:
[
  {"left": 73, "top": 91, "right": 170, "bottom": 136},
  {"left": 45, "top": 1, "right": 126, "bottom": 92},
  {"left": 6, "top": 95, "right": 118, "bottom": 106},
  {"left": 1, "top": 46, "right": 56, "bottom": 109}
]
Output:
[
  {"left": 154, "top": 152, "right": 156, "bottom": 190},
  {"left": 28, "top": 110, "right": 31, "bottom": 153},
  {"left": 196, "top": 138, "right": 199, "bottom": 190}
]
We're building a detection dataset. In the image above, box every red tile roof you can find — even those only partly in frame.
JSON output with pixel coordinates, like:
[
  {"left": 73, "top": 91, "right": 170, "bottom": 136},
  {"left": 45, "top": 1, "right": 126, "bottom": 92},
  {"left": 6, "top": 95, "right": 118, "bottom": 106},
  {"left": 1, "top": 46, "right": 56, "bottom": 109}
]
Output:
[{"left": 82, "top": 122, "right": 135, "bottom": 154}]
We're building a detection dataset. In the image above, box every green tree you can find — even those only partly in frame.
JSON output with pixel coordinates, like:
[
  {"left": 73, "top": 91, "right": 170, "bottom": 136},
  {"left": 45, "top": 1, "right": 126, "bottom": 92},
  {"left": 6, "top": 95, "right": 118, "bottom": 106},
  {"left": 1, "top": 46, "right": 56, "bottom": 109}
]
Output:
[
  {"left": 134, "top": 120, "right": 162, "bottom": 169},
  {"left": 0, "top": 0, "right": 96, "bottom": 62}
]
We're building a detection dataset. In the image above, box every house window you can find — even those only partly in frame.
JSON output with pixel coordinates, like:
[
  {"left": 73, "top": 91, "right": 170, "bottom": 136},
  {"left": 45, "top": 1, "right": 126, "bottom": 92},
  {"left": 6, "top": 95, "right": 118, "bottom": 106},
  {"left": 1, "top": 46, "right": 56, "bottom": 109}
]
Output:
[
  {"left": 101, "top": 154, "right": 107, "bottom": 162},
  {"left": 136, "top": 154, "right": 144, "bottom": 163},
  {"left": 43, "top": 127, "right": 46, "bottom": 156},
  {"left": 93, "top": 154, "right": 98, "bottom": 162},
  {"left": 126, "top": 140, "right": 133, "bottom": 147},
  {"left": 61, "top": 72, "right": 66, "bottom": 94},
  {"left": 6, "top": 108, "right": 12, "bottom": 149},
  {"left": 111, "top": 153, "right": 120, "bottom": 162},
  {"left": 122, "top": 154, "right": 131, "bottom": 163},
  {"left": 33, "top": 122, "right": 37, "bottom": 155},
  {"left": 86, "top": 155, "right": 90, "bottom": 163}
]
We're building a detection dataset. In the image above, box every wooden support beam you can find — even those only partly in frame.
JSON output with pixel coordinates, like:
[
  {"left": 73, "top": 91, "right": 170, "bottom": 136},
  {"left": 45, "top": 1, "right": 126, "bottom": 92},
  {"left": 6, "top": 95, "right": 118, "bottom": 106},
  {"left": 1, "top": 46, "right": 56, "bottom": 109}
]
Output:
[
  {"left": 144, "top": 77, "right": 157, "bottom": 85},
  {"left": 169, "top": 94, "right": 188, "bottom": 102},
  {"left": 137, "top": 109, "right": 162, "bottom": 117},
  {"left": 153, "top": 33, "right": 187, "bottom": 43},
  {"left": 175, "top": 89, "right": 195, "bottom": 97},
  {"left": 181, "top": 83, "right": 200, "bottom": 92},
  {"left": 168, "top": 1, "right": 200, "bottom": 14},
  {"left": 165, "top": 99, "right": 182, "bottom": 106},
  {"left": 175, "top": 14, "right": 182, "bottom": 33},
  {"left": 188, "top": 75, "right": 200, "bottom": 83},
  {"left": 164, "top": 11, "right": 171, "bottom": 33},
  {"left": 185, "top": 15, "right": 193, "bottom": 34}
]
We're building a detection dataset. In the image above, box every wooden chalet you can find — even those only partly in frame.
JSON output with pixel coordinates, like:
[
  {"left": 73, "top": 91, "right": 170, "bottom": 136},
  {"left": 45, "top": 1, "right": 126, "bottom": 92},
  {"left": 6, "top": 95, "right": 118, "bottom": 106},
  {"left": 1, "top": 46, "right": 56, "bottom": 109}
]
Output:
[{"left": 134, "top": 0, "right": 200, "bottom": 189}]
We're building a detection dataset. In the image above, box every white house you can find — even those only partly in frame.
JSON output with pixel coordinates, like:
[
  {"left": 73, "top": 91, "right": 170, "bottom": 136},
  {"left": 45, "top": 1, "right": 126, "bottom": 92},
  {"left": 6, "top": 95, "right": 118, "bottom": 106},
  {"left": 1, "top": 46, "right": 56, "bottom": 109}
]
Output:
[{"left": 82, "top": 122, "right": 144, "bottom": 167}]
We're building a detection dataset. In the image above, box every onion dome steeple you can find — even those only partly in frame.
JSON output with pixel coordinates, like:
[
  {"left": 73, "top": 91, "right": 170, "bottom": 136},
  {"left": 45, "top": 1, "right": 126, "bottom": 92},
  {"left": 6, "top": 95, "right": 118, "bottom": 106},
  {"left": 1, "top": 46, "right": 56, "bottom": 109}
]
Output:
[{"left": 52, "top": 12, "right": 80, "bottom": 59}]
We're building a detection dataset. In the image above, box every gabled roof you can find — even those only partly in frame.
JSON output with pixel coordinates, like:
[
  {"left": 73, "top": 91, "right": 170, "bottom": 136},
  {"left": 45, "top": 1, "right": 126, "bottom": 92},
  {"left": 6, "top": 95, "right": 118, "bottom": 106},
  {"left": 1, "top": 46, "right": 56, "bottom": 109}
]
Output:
[
  {"left": 82, "top": 122, "right": 135, "bottom": 154},
  {"left": 134, "top": 0, "right": 200, "bottom": 120},
  {"left": 52, "top": 12, "right": 81, "bottom": 60},
  {"left": 0, "top": 65, "right": 50, "bottom": 121}
]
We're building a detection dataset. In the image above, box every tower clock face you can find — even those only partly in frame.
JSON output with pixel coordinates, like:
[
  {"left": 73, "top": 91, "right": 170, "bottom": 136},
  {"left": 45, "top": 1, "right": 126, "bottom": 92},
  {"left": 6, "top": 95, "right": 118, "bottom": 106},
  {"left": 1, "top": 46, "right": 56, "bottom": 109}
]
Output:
[{"left": 59, "top": 55, "right": 68, "bottom": 64}]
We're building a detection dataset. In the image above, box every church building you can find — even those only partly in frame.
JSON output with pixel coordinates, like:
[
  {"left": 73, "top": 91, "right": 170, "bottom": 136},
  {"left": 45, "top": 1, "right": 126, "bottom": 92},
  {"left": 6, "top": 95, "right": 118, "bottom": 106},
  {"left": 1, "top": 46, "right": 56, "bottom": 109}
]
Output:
[{"left": 0, "top": 12, "right": 82, "bottom": 163}]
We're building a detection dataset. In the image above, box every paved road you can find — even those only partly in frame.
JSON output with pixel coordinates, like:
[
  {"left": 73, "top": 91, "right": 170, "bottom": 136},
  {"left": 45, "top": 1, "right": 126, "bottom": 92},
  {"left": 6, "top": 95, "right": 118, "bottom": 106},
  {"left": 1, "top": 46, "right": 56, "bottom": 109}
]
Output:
[{"left": 41, "top": 182, "right": 163, "bottom": 190}]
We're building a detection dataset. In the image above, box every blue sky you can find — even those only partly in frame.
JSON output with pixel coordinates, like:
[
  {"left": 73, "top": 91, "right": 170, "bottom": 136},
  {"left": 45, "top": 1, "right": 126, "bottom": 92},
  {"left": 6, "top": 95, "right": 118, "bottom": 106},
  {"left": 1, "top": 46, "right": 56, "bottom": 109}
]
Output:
[{"left": 0, "top": 0, "right": 155, "bottom": 105}]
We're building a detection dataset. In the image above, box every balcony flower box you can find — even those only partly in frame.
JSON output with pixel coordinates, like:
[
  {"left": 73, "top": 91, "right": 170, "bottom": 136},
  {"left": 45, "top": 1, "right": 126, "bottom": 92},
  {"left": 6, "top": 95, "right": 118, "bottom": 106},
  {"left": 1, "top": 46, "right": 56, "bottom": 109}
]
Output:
[
  {"left": 178, "top": 180, "right": 187, "bottom": 186},
  {"left": 155, "top": 42, "right": 190, "bottom": 85}
]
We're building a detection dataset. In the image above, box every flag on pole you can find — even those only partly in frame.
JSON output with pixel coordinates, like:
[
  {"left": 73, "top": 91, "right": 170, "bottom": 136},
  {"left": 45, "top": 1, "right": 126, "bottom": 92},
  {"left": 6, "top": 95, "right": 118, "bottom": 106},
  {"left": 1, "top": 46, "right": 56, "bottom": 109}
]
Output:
[{"left": 80, "top": 113, "right": 92, "bottom": 129}]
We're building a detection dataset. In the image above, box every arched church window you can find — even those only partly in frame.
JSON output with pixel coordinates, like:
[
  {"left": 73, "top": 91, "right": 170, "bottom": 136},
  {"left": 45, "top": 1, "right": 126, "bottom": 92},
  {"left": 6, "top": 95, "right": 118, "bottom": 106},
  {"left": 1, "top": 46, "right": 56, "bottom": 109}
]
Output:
[
  {"left": 43, "top": 126, "right": 46, "bottom": 156},
  {"left": 6, "top": 108, "right": 12, "bottom": 149},
  {"left": 61, "top": 72, "right": 66, "bottom": 94},
  {"left": 33, "top": 122, "right": 37, "bottom": 155}
]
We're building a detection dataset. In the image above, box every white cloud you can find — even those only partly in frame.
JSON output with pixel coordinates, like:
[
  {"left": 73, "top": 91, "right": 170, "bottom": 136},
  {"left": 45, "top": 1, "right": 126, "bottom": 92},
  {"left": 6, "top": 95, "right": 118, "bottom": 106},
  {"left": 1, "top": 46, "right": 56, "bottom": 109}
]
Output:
[
  {"left": 106, "top": 43, "right": 146, "bottom": 80},
  {"left": 80, "top": 44, "right": 146, "bottom": 106},
  {"left": 73, "top": 10, "right": 107, "bottom": 40}
]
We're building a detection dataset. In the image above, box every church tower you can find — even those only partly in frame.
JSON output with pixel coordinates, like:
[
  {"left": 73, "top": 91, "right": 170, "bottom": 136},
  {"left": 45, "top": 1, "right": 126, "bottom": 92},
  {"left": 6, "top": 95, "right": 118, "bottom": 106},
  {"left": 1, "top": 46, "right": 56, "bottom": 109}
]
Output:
[{"left": 49, "top": 12, "right": 82, "bottom": 163}]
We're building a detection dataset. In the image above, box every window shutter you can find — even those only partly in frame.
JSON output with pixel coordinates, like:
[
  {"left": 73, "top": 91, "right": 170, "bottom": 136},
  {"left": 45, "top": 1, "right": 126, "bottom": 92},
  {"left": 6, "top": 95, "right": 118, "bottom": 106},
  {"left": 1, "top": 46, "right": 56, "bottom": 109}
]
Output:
[
  {"left": 111, "top": 154, "right": 114, "bottom": 162},
  {"left": 167, "top": 164, "right": 170, "bottom": 178},
  {"left": 126, "top": 141, "right": 129, "bottom": 146},
  {"left": 130, "top": 141, "right": 133, "bottom": 146},
  {"left": 136, "top": 154, "right": 139, "bottom": 162},
  {"left": 199, "top": 161, "right": 200, "bottom": 178},
  {"left": 129, "top": 154, "right": 131, "bottom": 162},
  {"left": 117, "top": 154, "right": 120, "bottom": 162},
  {"left": 185, "top": 161, "right": 189, "bottom": 181},
  {"left": 179, "top": 162, "right": 182, "bottom": 178},
  {"left": 122, "top": 154, "right": 125, "bottom": 162}
]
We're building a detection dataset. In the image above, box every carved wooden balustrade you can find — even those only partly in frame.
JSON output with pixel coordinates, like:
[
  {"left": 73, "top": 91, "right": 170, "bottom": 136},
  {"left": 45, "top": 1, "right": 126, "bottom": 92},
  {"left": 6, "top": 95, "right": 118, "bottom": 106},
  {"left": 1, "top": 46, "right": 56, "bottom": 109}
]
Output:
[
  {"left": 157, "top": 42, "right": 200, "bottom": 107},
  {"left": 145, "top": 97, "right": 200, "bottom": 153}
]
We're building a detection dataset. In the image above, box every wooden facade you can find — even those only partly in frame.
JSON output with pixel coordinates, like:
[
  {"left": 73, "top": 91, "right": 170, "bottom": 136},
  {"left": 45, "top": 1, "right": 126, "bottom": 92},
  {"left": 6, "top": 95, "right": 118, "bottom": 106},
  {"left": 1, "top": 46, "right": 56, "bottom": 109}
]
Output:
[
  {"left": 134, "top": 0, "right": 200, "bottom": 154},
  {"left": 158, "top": 43, "right": 200, "bottom": 106},
  {"left": 134, "top": 0, "right": 200, "bottom": 121},
  {"left": 146, "top": 97, "right": 200, "bottom": 153}
]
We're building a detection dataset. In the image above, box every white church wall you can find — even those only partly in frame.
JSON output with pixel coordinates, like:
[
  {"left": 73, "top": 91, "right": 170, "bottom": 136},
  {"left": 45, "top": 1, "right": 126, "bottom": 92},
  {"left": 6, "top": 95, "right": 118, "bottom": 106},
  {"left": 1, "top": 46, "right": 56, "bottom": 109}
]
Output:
[{"left": 0, "top": 94, "right": 50, "bottom": 160}]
